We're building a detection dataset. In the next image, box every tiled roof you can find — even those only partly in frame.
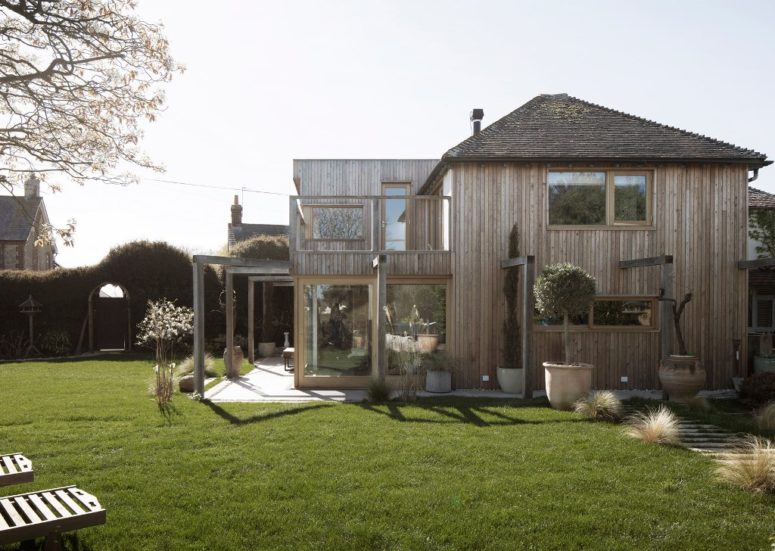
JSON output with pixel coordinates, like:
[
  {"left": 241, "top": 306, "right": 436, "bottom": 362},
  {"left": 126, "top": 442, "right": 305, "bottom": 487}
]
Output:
[
  {"left": 444, "top": 94, "right": 770, "bottom": 165},
  {"left": 749, "top": 187, "right": 775, "bottom": 209},
  {"left": 0, "top": 196, "right": 41, "bottom": 241},
  {"left": 228, "top": 223, "right": 289, "bottom": 249}
]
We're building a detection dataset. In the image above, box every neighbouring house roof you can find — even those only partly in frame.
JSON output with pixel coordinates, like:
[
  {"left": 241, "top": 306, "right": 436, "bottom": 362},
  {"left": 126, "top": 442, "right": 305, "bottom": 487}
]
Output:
[
  {"left": 423, "top": 93, "right": 770, "bottom": 191},
  {"left": 750, "top": 187, "right": 775, "bottom": 209},
  {"left": 228, "top": 223, "right": 289, "bottom": 249},
  {"left": 0, "top": 196, "right": 42, "bottom": 242}
]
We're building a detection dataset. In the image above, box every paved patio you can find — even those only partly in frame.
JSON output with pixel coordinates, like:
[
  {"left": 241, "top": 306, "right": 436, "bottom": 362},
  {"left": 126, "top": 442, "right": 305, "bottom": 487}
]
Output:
[{"left": 205, "top": 356, "right": 738, "bottom": 403}]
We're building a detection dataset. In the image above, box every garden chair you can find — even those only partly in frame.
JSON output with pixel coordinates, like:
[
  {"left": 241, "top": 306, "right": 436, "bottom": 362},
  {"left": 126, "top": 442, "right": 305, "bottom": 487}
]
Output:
[
  {"left": 0, "top": 485, "right": 106, "bottom": 550},
  {"left": 0, "top": 453, "right": 33, "bottom": 487}
]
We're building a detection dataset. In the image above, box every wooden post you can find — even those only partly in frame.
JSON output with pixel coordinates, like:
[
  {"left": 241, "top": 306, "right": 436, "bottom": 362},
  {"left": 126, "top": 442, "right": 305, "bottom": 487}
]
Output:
[
  {"left": 522, "top": 256, "right": 535, "bottom": 398},
  {"left": 372, "top": 198, "right": 380, "bottom": 252},
  {"left": 88, "top": 291, "right": 94, "bottom": 352},
  {"left": 248, "top": 278, "right": 255, "bottom": 363},
  {"left": 373, "top": 254, "right": 387, "bottom": 379},
  {"left": 126, "top": 288, "right": 132, "bottom": 352},
  {"left": 193, "top": 260, "right": 205, "bottom": 396},
  {"left": 660, "top": 261, "right": 674, "bottom": 359},
  {"left": 288, "top": 198, "right": 297, "bottom": 255},
  {"left": 225, "top": 270, "right": 234, "bottom": 375}
]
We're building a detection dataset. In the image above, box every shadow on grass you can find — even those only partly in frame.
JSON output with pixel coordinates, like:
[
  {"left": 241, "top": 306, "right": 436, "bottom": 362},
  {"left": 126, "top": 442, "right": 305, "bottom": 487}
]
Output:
[
  {"left": 156, "top": 400, "right": 183, "bottom": 426},
  {"left": 202, "top": 400, "right": 332, "bottom": 426},
  {"left": 0, "top": 351, "right": 154, "bottom": 365},
  {"left": 16, "top": 533, "right": 95, "bottom": 551},
  {"left": 358, "top": 399, "right": 584, "bottom": 427}
]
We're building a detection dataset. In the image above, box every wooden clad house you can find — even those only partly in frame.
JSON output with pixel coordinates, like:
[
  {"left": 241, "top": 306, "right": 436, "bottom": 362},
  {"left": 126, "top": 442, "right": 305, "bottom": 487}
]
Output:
[{"left": 289, "top": 94, "right": 771, "bottom": 391}]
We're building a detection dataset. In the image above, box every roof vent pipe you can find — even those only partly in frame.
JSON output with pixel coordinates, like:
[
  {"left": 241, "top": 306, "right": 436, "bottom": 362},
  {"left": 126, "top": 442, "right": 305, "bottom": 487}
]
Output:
[{"left": 471, "top": 108, "right": 484, "bottom": 135}]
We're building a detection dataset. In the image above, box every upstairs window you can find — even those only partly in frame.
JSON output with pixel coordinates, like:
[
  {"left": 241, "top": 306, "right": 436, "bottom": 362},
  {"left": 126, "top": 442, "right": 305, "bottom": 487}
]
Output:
[
  {"left": 548, "top": 170, "right": 652, "bottom": 227},
  {"left": 308, "top": 206, "right": 364, "bottom": 240}
]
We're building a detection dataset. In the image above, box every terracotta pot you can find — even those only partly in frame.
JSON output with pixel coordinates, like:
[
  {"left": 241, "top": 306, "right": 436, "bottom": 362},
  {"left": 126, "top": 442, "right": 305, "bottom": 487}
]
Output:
[
  {"left": 425, "top": 370, "right": 451, "bottom": 393},
  {"left": 417, "top": 334, "right": 439, "bottom": 353},
  {"left": 658, "top": 355, "right": 705, "bottom": 403},
  {"left": 258, "top": 342, "right": 276, "bottom": 357},
  {"left": 544, "top": 362, "right": 594, "bottom": 410},
  {"left": 497, "top": 367, "right": 524, "bottom": 395},
  {"left": 223, "top": 346, "right": 243, "bottom": 379}
]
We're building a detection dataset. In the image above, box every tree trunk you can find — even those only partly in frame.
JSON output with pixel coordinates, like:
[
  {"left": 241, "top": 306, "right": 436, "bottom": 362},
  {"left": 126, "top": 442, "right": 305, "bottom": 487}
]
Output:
[{"left": 563, "top": 313, "right": 570, "bottom": 365}]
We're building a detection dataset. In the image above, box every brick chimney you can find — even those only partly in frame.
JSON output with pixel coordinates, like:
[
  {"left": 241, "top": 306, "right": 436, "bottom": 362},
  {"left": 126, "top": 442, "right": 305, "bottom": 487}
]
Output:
[
  {"left": 231, "top": 195, "right": 243, "bottom": 226},
  {"left": 24, "top": 174, "right": 40, "bottom": 199}
]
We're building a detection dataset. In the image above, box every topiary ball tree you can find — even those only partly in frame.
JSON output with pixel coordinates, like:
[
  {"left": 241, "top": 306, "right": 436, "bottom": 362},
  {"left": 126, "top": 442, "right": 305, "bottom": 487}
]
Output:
[{"left": 534, "top": 263, "right": 596, "bottom": 365}]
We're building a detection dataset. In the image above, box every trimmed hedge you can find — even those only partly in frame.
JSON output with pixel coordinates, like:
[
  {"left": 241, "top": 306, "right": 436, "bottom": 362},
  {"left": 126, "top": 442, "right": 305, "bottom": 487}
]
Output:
[
  {"left": 0, "top": 241, "right": 221, "bottom": 358},
  {"left": 229, "top": 235, "right": 293, "bottom": 347}
]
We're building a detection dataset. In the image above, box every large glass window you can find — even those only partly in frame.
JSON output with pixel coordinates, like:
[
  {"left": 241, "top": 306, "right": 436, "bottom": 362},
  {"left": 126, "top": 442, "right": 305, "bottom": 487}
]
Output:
[
  {"left": 548, "top": 172, "right": 606, "bottom": 225},
  {"left": 383, "top": 183, "right": 409, "bottom": 250},
  {"left": 310, "top": 206, "right": 364, "bottom": 239},
  {"left": 548, "top": 170, "right": 652, "bottom": 227},
  {"left": 385, "top": 283, "right": 447, "bottom": 376},
  {"left": 614, "top": 175, "right": 648, "bottom": 222},
  {"left": 303, "top": 283, "right": 372, "bottom": 377}
]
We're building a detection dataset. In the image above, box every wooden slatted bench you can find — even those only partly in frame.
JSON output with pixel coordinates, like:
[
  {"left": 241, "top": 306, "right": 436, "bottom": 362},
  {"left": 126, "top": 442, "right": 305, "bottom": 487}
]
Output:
[
  {"left": 0, "top": 453, "right": 33, "bottom": 487},
  {"left": 0, "top": 485, "right": 106, "bottom": 550}
]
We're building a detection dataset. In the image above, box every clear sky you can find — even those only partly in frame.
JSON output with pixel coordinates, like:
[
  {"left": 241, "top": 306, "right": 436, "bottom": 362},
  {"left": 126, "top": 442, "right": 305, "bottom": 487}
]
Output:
[{"left": 25, "top": 0, "right": 775, "bottom": 267}]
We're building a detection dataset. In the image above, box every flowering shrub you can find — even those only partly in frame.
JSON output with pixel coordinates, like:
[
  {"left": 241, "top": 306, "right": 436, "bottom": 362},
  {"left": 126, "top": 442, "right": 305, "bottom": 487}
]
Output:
[{"left": 136, "top": 299, "right": 194, "bottom": 405}]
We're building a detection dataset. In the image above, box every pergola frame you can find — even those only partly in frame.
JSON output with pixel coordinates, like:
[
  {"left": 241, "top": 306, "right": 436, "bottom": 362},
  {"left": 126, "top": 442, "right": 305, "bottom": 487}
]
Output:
[
  {"left": 618, "top": 255, "right": 674, "bottom": 359},
  {"left": 192, "top": 255, "right": 290, "bottom": 396},
  {"left": 499, "top": 255, "right": 535, "bottom": 398}
]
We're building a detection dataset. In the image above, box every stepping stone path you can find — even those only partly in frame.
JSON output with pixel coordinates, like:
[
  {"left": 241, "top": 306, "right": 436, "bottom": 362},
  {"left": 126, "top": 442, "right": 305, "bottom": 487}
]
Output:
[
  {"left": 675, "top": 420, "right": 742, "bottom": 455},
  {"left": 622, "top": 405, "right": 746, "bottom": 455}
]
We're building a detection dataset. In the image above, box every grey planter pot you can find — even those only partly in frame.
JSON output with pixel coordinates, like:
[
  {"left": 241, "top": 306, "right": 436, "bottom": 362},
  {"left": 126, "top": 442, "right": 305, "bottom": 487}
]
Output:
[
  {"left": 497, "top": 367, "right": 524, "bottom": 394},
  {"left": 425, "top": 370, "right": 452, "bottom": 393}
]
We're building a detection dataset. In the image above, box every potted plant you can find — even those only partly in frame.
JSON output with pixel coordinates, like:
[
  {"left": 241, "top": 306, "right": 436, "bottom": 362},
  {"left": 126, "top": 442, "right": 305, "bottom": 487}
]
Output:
[
  {"left": 423, "top": 353, "right": 454, "bottom": 393},
  {"left": 417, "top": 320, "right": 440, "bottom": 353},
  {"left": 534, "top": 263, "right": 596, "bottom": 410},
  {"left": 498, "top": 223, "right": 523, "bottom": 394},
  {"left": 658, "top": 292, "right": 705, "bottom": 402}
]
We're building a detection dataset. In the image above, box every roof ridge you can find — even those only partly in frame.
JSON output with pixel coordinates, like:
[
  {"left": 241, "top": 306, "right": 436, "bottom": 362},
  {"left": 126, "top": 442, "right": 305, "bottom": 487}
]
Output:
[
  {"left": 442, "top": 95, "right": 548, "bottom": 159},
  {"left": 566, "top": 94, "right": 766, "bottom": 159}
]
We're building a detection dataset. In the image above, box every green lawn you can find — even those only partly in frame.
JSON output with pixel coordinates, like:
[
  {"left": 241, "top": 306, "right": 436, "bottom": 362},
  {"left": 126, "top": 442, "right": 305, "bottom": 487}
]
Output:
[{"left": 1, "top": 358, "right": 774, "bottom": 550}]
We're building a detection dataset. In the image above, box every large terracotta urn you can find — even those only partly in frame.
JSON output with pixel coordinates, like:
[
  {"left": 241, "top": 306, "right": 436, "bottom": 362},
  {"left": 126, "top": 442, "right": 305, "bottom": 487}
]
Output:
[
  {"left": 658, "top": 355, "right": 705, "bottom": 403},
  {"left": 544, "top": 362, "right": 594, "bottom": 410}
]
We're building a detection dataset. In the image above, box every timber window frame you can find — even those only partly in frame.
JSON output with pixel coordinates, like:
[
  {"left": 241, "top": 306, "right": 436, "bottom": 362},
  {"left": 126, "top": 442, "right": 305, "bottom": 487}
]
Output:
[
  {"left": 381, "top": 182, "right": 412, "bottom": 250},
  {"left": 547, "top": 169, "right": 654, "bottom": 229},
  {"left": 303, "top": 204, "right": 366, "bottom": 241},
  {"left": 535, "top": 296, "right": 659, "bottom": 332},
  {"left": 750, "top": 294, "right": 775, "bottom": 332}
]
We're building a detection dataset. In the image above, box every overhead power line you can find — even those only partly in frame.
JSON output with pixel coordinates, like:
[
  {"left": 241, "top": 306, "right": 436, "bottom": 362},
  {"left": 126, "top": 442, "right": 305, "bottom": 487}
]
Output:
[{"left": 143, "top": 177, "right": 291, "bottom": 197}]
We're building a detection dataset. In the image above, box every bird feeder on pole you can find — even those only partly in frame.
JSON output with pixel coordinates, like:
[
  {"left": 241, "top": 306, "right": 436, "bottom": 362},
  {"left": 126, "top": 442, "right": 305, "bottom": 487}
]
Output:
[{"left": 18, "top": 295, "right": 42, "bottom": 357}]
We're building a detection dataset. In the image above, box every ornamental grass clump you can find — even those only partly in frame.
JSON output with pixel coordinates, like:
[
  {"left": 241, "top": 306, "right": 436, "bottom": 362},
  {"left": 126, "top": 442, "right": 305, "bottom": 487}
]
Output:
[
  {"left": 176, "top": 354, "right": 216, "bottom": 378},
  {"left": 136, "top": 299, "right": 194, "bottom": 406},
  {"left": 534, "top": 263, "right": 596, "bottom": 365},
  {"left": 715, "top": 436, "right": 775, "bottom": 494},
  {"left": 574, "top": 391, "right": 623, "bottom": 422},
  {"left": 625, "top": 406, "right": 680, "bottom": 445},
  {"left": 757, "top": 401, "right": 775, "bottom": 431},
  {"left": 367, "top": 377, "right": 392, "bottom": 403}
]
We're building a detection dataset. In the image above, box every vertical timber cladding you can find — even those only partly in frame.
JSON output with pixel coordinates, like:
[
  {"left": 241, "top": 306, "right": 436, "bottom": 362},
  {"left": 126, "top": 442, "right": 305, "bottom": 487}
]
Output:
[{"left": 448, "top": 162, "right": 747, "bottom": 390}]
